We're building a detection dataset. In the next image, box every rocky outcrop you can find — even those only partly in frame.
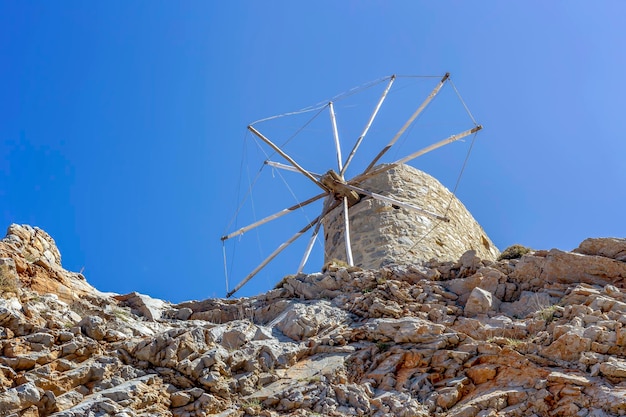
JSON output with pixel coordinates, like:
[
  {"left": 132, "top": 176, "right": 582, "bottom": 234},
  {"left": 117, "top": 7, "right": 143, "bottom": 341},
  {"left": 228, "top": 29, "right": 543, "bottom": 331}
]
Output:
[
  {"left": 2, "top": 224, "right": 626, "bottom": 416},
  {"left": 0, "top": 225, "right": 96, "bottom": 303},
  {"left": 574, "top": 237, "right": 626, "bottom": 262}
]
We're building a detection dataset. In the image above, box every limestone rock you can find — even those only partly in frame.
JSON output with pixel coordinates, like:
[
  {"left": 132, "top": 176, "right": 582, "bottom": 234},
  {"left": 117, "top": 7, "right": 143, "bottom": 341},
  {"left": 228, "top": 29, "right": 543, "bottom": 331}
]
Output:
[
  {"left": 574, "top": 237, "right": 626, "bottom": 262},
  {"left": 0, "top": 224, "right": 98, "bottom": 303},
  {"left": 4, "top": 224, "right": 626, "bottom": 417},
  {"left": 599, "top": 357, "right": 626, "bottom": 379},
  {"left": 464, "top": 287, "right": 499, "bottom": 317},
  {"left": 499, "top": 291, "right": 554, "bottom": 318},
  {"left": 466, "top": 364, "right": 497, "bottom": 384},
  {"left": 273, "top": 300, "right": 351, "bottom": 341},
  {"left": 357, "top": 317, "right": 445, "bottom": 343},
  {"left": 443, "top": 273, "right": 483, "bottom": 304},
  {"left": 541, "top": 331, "right": 591, "bottom": 362},
  {"left": 113, "top": 291, "right": 170, "bottom": 321},
  {"left": 221, "top": 320, "right": 259, "bottom": 349},
  {"left": 79, "top": 315, "right": 107, "bottom": 341},
  {"left": 0, "top": 382, "right": 41, "bottom": 415},
  {"left": 512, "top": 248, "right": 626, "bottom": 287}
]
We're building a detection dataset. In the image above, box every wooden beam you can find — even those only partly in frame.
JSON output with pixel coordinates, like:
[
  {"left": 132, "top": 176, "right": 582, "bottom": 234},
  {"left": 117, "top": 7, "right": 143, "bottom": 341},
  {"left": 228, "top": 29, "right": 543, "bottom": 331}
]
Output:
[
  {"left": 328, "top": 102, "right": 344, "bottom": 174},
  {"left": 342, "top": 75, "right": 395, "bottom": 176},
  {"left": 226, "top": 215, "right": 320, "bottom": 298},
  {"left": 364, "top": 72, "right": 450, "bottom": 173},
  {"left": 353, "top": 125, "right": 482, "bottom": 183},
  {"left": 248, "top": 125, "right": 330, "bottom": 193},
  {"left": 221, "top": 192, "right": 327, "bottom": 241},
  {"left": 297, "top": 198, "right": 340, "bottom": 273},
  {"left": 343, "top": 197, "right": 354, "bottom": 266}
]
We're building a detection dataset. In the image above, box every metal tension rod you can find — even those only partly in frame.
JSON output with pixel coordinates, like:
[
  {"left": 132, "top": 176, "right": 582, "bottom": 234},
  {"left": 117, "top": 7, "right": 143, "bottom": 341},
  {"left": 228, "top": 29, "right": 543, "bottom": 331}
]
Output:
[
  {"left": 364, "top": 72, "right": 450, "bottom": 173},
  {"left": 248, "top": 125, "right": 330, "bottom": 193},
  {"left": 297, "top": 199, "right": 341, "bottom": 273}
]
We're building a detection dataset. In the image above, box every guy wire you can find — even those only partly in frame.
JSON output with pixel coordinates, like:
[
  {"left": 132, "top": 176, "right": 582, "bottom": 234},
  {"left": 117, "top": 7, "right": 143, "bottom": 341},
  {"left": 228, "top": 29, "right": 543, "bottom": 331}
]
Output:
[{"left": 399, "top": 130, "right": 480, "bottom": 258}]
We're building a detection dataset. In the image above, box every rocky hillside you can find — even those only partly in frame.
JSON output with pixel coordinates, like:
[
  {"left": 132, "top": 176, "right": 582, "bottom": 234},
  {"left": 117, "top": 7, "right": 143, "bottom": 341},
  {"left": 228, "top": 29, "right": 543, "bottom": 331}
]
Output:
[{"left": 2, "top": 224, "right": 626, "bottom": 416}]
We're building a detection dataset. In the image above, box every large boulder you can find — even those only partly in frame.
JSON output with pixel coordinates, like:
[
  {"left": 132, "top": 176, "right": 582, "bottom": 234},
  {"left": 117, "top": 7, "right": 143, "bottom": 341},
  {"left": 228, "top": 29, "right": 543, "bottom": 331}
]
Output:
[
  {"left": 512, "top": 249, "right": 626, "bottom": 287},
  {"left": 574, "top": 238, "right": 626, "bottom": 262},
  {"left": 465, "top": 287, "right": 499, "bottom": 317}
]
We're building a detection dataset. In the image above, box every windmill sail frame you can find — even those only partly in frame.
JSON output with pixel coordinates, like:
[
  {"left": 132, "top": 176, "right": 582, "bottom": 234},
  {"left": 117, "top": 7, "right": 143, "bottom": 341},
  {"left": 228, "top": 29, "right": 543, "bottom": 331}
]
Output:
[{"left": 222, "top": 73, "right": 482, "bottom": 297}]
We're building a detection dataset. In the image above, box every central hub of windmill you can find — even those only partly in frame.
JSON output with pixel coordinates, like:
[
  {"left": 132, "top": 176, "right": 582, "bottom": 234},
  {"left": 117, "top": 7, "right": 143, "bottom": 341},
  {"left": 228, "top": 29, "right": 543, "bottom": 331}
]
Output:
[{"left": 319, "top": 170, "right": 361, "bottom": 206}]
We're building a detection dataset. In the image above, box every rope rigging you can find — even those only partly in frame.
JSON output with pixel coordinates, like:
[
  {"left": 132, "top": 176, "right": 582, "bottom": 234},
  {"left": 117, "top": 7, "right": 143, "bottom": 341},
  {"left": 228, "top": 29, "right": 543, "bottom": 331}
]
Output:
[{"left": 399, "top": 129, "right": 480, "bottom": 259}]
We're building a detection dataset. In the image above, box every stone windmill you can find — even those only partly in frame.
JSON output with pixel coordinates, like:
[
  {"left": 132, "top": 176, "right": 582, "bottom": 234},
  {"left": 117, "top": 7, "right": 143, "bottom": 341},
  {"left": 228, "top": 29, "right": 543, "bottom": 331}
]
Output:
[{"left": 222, "top": 73, "right": 498, "bottom": 297}]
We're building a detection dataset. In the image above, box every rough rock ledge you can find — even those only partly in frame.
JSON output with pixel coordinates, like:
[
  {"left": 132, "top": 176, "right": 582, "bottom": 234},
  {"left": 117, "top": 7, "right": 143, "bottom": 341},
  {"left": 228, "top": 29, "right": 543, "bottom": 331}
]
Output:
[{"left": 2, "top": 224, "right": 626, "bottom": 416}]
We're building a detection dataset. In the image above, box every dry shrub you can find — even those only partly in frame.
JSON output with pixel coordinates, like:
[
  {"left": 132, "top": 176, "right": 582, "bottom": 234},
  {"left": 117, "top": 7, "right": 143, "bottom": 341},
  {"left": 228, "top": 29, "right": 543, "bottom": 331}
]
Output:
[
  {"left": 498, "top": 244, "right": 532, "bottom": 261},
  {"left": 0, "top": 264, "right": 18, "bottom": 294}
]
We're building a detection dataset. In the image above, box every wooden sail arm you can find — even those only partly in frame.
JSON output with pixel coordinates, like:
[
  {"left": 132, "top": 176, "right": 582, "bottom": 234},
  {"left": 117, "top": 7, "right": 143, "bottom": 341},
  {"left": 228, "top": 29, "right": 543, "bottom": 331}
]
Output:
[
  {"left": 297, "top": 199, "right": 341, "bottom": 273},
  {"left": 248, "top": 125, "right": 331, "bottom": 193},
  {"left": 364, "top": 72, "right": 450, "bottom": 173},
  {"left": 342, "top": 75, "right": 395, "bottom": 176},
  {"left": 297, "top": 221, "right": 322, "bottom": 274},
  {"left": 343, "top": 183, "right": 449, "bottom": 222},
  {"left": 329, "top": 102, "right": 344, "bottom": 173},
  {"left": 226, "top": 213, "right": 323, "bottom": 298},
  {"left": 353, "top": 125, "right": 482, "bottom": 183},
  {"left": 393, "top": 124, "right": 482, "bottom": 166},
  {"left": 220, "top": 192, "right": 327, "bottom": 241},
  {"left": 342, "top": 197, "right": 354, "bottom": 266}
]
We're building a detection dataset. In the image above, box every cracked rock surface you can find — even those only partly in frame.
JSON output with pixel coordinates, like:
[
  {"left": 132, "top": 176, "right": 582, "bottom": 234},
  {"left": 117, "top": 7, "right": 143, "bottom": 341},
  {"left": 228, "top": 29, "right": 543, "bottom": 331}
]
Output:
[{"left": 2, "top": 224, "right": 626, "bottom": 416}]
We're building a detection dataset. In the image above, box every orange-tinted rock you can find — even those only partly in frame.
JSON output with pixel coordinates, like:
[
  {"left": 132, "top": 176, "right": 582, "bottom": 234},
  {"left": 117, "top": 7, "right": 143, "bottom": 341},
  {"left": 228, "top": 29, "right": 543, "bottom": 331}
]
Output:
[{"left": 466, "top": 363, "right": 497, "bottom": 384}]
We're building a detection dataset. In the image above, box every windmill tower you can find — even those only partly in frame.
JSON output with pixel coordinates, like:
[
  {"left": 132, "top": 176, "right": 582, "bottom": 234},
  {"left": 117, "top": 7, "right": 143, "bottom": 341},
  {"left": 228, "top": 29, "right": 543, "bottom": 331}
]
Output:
[
  {"left": 322, "top": 163, "right": 499, "bottom": 269},
  {"left": 222, "top": 73, "right": 498, "bottom": 297}
]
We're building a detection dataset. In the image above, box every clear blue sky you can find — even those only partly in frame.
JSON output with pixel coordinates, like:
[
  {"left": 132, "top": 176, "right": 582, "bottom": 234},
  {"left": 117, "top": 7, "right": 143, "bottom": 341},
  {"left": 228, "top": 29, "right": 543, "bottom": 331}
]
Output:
[{"left": 2, "top": 2, "right": 625, "bottom": 302}]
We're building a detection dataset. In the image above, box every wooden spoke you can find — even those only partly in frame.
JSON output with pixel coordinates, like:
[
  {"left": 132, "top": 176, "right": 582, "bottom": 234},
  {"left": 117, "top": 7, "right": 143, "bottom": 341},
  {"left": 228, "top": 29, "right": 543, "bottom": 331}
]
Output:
[
  {"left": 297, "top": 199, "right": 340, "bottom": 273},
  {"left": 226, "top": 214, "right": 323, "bottom": 298},
  {"left": 329, "top": 102, "right": 344, "bottom": 174},
  {"left": 248, "top": 125, "right": 330, "bottom": 193},
  {"left": 342, "top": 75, "right": 395, "bottom": 176},
  {"left": 353, "top": 125, "right": 482, "bottom": 183},
  {"left": 392, "top": 125, "right": 482, "bottom": 166},
  {"left": 343, "top": 197, "right": 354, "bottom": 266},
  {"left": 221, "top": 192, "right": 327, "bottom": 241},
  {"left": 364, "top": 73, "right": 450, "bottom": 173},
  {"left": 297, "top": 221, "right": 321, "bottom": 274}
]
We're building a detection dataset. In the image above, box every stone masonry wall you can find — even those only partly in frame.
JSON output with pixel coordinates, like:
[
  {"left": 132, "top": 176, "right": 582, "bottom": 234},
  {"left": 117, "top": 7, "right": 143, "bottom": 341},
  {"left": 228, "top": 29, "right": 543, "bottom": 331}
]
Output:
[{"left": 322, "top": 164, "right": 499, "bottom": 268}]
